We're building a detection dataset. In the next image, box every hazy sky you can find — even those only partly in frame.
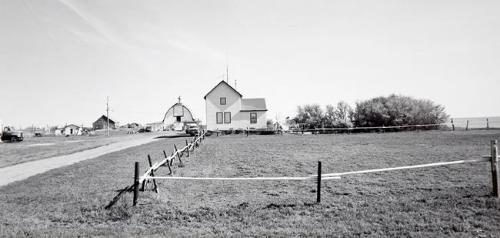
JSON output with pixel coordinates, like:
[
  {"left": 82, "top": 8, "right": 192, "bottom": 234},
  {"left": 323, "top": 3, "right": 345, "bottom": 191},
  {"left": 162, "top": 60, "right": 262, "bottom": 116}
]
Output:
[{"left": 1, "top": 0, "right": 499, "bottom": 127}]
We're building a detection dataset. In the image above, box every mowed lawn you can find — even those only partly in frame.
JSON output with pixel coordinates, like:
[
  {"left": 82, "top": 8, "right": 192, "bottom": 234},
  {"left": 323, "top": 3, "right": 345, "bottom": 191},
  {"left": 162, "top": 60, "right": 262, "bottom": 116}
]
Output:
[
  {"left": 1, "top": 130, "right": 500, "bottom": 237},
  {"left": 0, "top": 132, "right": 156, "bottom": 168}
]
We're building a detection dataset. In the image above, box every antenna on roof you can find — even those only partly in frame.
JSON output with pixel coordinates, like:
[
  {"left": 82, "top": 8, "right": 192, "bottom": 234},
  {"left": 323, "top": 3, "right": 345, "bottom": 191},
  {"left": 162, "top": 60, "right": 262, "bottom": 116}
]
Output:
[
  {"left": 235, "top": 79, "right": 237, "bottom": 89},
  {"left": 226, "top": 65, "right": 229, "bottom": 83}
]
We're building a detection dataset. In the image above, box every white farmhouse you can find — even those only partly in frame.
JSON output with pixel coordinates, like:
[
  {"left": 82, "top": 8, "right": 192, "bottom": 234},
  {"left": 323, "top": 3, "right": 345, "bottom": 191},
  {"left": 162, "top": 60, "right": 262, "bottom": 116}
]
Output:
[{"left": 204, "top": 80, "right": 267, "bottom": 131}]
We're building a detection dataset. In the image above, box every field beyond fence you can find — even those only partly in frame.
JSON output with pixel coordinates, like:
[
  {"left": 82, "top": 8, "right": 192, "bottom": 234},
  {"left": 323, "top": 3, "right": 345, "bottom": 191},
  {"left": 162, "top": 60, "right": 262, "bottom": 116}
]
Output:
[{"left": 1, "top": 130, "right": 500, "bottom": 236}]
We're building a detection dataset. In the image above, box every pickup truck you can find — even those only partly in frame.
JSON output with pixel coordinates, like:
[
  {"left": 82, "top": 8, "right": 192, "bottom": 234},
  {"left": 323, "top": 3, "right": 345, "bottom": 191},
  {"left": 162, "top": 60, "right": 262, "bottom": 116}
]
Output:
[
  {"left": 1, "top": 127, "right": 24, "bottom": 142},
  {"left": 185, "top": 125, "right": 200, "bottom": 136}
]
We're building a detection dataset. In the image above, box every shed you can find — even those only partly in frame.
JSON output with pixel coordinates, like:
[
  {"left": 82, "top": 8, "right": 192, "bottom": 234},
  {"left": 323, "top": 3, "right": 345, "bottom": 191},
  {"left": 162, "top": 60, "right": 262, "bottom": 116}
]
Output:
[
  {"left": 63, "top": 124, "right": 81, "bottom": 136},
  {"left": 93, "top": 115, "right": 116, "bottom": 130}
]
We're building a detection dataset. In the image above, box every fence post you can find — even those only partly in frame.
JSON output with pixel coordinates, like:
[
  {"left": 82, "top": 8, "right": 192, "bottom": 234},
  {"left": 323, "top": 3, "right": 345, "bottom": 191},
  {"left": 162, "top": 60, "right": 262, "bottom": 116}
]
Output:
[
  {"left": 451, "top": 119, "right": 455, "bottom": 131},
  {"left": 487, "top": 118, "right": 489, "bottom": 130},
  {"left": 466, "top": 120, "right": 469, "bottom": 131},
  {"left": 174, "top": 144, "right": 183, "bottom": 166},
  {"left": 185, "top": 140, "right": 190, "bottom": 157},
  {"left": 147, "top": 155, "right": 159, "bottom": 193},
  {"left": 491, "top": 140, "right": 499, "bottom": 198},
  {"left": 133, "top": 162, "right": 140, "bottom": 206},
  {"left": 317, "top": 161, "right": 322, "bottom": 203}
]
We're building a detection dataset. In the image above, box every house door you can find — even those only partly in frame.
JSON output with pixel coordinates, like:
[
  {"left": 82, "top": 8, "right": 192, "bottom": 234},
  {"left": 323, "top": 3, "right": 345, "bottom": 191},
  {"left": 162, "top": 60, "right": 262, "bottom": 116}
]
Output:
[{"left": 176, "top": 116, "right": 181, "bottom": 122}]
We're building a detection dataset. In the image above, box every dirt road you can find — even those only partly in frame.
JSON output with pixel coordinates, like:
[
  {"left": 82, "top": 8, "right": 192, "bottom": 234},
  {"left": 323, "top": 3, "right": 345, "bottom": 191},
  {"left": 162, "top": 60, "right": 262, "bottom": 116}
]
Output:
[{"left": 0, "top": 136, "right": 158, "bottom": 187}]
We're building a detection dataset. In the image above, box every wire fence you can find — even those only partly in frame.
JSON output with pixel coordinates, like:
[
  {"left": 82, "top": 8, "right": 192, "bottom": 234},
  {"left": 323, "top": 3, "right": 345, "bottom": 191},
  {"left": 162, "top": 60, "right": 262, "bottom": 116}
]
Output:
[
  {"left": 289, "top": 123, "right": 443, "bottom": 134},
  {"left": 105, "top": 135, "right": 499, "bottom": 208},
  {"left": 447, "top": 117, "right": 500, "bottom": 130},
  {"left": 105, "top": 130, "right": 207, "bottom": 209}
]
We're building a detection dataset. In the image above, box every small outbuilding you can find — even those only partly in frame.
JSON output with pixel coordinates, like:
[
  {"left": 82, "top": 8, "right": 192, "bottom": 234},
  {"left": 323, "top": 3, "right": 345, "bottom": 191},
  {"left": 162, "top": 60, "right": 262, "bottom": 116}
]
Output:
[
  {"left": 93, "top": 115, "right": 116, "bottom": 130},
  {"left": 63, "top": 124, "right": 81, "bottom": 136},
  {"left": 162, "top": 97, "right": 196, "bottom": 131}
]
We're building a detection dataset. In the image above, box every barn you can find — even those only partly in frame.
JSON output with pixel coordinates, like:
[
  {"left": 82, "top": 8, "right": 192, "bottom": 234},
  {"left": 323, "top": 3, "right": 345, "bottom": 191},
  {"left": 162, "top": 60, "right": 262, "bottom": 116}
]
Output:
[
  {"left": 162, "top": 97, "right": 196, "bottom": 131},
  {"left": 93, "top": 115, "right": 116, "bottom": 130}
]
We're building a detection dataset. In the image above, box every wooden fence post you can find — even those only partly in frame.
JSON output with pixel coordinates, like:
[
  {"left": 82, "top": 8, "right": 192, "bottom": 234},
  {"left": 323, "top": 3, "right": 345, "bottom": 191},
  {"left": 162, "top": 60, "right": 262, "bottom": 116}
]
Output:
[
  {"left": 133, "top": 162, "right": 139, "bottom": 206},
  {"left": 174, "top": 144, "right": 183, "bottom": 166},
  {"left": 147, "top": 155, "right": 159, "bottom": 193},
  {"left": 317, "top": 161, "right": 322, "bottom": 203},
  {"left": 487, "top": 118, "right": 489, "bottom": 130},
  {"left": 451, "top": 118, "right": 455, "bottom": 131},
  {"left": 185, "top": 140, "right": 190, "bottom": 157},
  {"left": 491, "top": 140, "right": 499, "bottom": 198},
  {"left": 466, "top": 120, "right": 469, "bottom": 131}
]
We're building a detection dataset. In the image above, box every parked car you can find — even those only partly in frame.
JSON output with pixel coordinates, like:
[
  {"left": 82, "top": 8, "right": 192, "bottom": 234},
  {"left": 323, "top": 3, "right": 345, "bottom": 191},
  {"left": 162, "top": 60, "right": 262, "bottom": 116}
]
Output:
[
  {"left": 185, "top": 125, "right": 200, "bottom": 136},
  {"left": 138, "top": 127, "right": 151, "bottom": 133},
  {"left": 1, "top": 127, "right": 24, "bottom": 142}
]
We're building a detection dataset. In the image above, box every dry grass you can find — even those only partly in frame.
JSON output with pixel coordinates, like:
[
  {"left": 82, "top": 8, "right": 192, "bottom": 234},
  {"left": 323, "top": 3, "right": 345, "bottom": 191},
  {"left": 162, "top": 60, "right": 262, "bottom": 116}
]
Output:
[
  {"left": 0, "top": 132, "right": 157, "bottom": 168},
  {"left": 1, "top": 130, "right": 500, "bottom": 237}
]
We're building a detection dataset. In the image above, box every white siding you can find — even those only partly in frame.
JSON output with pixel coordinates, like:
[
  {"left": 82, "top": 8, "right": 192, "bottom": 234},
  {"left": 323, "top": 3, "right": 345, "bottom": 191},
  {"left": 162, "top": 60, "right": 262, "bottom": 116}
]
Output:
[
  {"left": 206, "top": 82, "right": 242, "bottom": 130},
  {"left": 205, "top": 82, "right": 267, "bottom": 130}
]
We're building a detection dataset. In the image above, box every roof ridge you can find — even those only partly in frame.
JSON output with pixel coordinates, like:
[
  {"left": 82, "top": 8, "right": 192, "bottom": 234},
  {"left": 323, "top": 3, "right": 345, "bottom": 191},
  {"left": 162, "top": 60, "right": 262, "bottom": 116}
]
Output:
[{"left": 204, "top": 80, "right": 242, "bottom": 99}]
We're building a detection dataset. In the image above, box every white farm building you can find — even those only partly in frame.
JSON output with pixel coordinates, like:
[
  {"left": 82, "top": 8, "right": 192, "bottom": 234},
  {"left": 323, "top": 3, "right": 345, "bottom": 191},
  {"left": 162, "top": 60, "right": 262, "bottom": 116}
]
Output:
[
  {"left": 204, "top": 81, "right": 267, "bottom": 131},
  {"left": 162, "top": 97, "right": 196, "bottom": 131}
]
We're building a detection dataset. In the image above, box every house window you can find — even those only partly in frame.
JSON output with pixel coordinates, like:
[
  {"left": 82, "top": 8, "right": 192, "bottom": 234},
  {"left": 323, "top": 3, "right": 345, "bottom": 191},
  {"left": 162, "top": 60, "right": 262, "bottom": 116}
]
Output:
[
  {"left": 220, "top": 97, "right": 226, "bottom": 105},
  {"left": 224, "top": 112, "right": 231, "bottom": 124},
  {"left": 216, "top": 112, "right": 223, "bottom": 124},
  {"left": 250, "top": 113, "right": 257, "bottom": 124}
]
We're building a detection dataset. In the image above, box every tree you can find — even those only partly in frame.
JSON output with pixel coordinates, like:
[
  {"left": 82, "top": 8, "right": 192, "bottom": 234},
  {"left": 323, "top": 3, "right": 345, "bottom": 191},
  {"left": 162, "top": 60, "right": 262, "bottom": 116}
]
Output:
[
  {"left": 334, "top": 101, "right": 352, "bottom": 127},
  {"left": 324, "top": 104, "right": 336, "bottom": 128},
  {"left": 352, "top": 94, "right": 449, "bottom": 127},
  {"left": 293, "top": 104, "right": 324, "bottom": 128}
]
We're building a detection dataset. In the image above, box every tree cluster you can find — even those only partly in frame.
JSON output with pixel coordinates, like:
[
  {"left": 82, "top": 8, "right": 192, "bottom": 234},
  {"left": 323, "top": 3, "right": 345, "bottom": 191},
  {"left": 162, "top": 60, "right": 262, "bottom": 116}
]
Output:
[
  {"left": 293, "top": 95, "right": 448, "bottom": 128},
  {"left": 293, "top": 101, "right": 353, "bottom": 129},
  {"left": 351, "top": 94, "right": 448, "bottom": 127}
]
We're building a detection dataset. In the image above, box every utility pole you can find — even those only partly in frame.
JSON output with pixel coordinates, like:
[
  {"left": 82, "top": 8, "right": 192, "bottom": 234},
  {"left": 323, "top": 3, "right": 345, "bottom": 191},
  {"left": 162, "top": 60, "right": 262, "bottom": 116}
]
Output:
[{"left": 106, "top": 96, "right": 110, "bottom": 137}]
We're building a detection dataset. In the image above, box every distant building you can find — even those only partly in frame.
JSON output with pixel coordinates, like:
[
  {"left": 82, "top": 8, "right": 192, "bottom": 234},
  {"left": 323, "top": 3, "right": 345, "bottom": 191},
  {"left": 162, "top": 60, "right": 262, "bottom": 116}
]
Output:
[
  {"left": 162, "top": 97, "right": 196, "bottom": 131},
  {"left": 146, "top": 122, "right": 164, "bottom": 132},
  {"left": 204, "top": 80, "right": 267, "bottom": 131},
  {"left": 63, "top": 124, "right": 81, "bottom": 136},
  {"left": 124, "top": 122, "right": 141, "bottom": 129},
  {"left": 93, "top": 115, "right": 116, "bottom": 130}
]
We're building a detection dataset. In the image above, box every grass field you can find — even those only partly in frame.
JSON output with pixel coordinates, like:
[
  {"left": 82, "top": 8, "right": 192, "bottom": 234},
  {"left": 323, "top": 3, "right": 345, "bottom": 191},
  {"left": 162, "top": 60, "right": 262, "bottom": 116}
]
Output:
[
  {"left": 1, "top": 130, "right": 500, "bottom": 237},
  {"left": 0, "top": 132, "right": 158, "bottom": 168}
]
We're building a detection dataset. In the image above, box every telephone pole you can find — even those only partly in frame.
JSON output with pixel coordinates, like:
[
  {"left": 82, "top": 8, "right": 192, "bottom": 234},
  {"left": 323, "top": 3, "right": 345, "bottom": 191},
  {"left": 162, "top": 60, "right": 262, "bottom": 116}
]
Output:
[{"left": 106, "top": 96, "right": 110, "bottom": 137}]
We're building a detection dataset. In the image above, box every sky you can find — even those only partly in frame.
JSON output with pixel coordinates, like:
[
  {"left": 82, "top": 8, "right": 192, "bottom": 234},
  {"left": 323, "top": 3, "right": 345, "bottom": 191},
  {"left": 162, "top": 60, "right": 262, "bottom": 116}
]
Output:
[{"left": 0, "top": 0, "right": 499, "bottom": 127}]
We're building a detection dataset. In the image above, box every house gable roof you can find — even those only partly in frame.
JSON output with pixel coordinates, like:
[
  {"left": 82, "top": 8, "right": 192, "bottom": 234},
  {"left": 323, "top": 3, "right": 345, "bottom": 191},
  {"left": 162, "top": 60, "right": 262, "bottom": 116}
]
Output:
[
  {"left": 241, "top": 98, "right": 267, "bottom": 112},
  {"left": 95, "top": 115, "right": 115, "bottom": 124},
  {"left": 203, "top": 80, "right": 242, "bottom": 99}
]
